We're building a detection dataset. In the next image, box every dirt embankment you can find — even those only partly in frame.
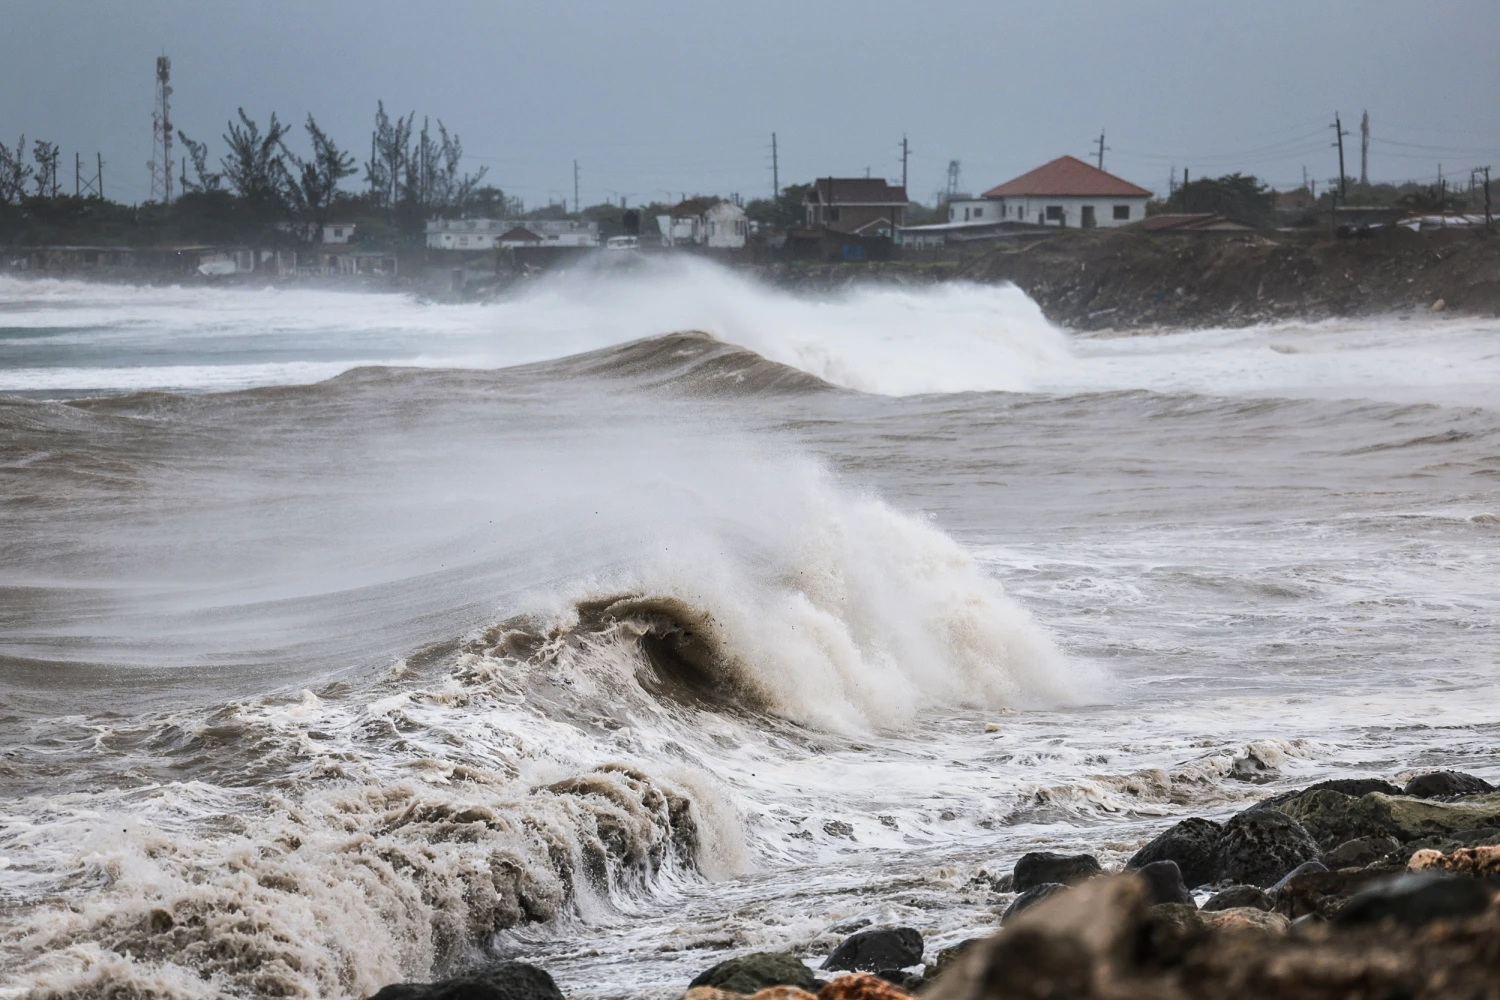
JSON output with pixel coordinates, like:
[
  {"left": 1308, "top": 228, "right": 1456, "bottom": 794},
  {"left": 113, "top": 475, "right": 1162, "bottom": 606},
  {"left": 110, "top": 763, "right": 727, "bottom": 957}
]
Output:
[{"left": 962, "top": 226, "right": 1500, "bottom": 331}]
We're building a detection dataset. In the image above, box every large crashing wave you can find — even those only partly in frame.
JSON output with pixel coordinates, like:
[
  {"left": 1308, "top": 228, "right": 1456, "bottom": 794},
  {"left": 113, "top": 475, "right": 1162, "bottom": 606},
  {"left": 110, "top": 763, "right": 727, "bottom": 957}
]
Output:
[
  {"left": 475, "top": 459, "right": 1082, "bottom": 732},
  {"left": 0, "top": 259, "right": 1072, "bottom": 397}
]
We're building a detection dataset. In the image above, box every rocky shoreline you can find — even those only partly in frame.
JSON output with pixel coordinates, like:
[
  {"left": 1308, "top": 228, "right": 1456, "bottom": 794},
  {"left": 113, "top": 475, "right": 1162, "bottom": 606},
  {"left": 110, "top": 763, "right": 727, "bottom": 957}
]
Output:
[{"left": 363, "top": 769, "right": 1500, "bottom": 1000}]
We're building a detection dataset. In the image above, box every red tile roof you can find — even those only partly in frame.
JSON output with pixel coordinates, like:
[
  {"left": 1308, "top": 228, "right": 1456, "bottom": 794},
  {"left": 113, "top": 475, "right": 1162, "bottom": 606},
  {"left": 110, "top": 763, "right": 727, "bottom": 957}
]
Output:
[
  {"left": 983, "top": 156, "right": 1152, "bottom": 198},
  {"left": 810, "top": 177, "right": 909, "bottom": 205}
]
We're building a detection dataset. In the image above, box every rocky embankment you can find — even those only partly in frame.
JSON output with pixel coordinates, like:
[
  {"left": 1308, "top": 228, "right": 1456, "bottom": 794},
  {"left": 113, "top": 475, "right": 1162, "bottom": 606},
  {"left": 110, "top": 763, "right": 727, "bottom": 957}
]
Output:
[
  {"left": 962, "top": 226, "right": 1500, "bottom": 331},
  {"left": 755, "top": 227, "right": 1500, "bottom": 332},
  {"left": 366, "top": 769, "right": 1500, "bottom": 1000}
]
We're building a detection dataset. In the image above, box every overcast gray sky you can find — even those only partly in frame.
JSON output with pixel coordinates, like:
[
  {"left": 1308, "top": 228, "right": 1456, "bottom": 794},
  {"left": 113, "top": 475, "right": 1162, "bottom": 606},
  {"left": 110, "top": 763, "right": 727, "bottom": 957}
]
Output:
[{"left": 5, "top": 1, "right": 1499, "bottom": 208}]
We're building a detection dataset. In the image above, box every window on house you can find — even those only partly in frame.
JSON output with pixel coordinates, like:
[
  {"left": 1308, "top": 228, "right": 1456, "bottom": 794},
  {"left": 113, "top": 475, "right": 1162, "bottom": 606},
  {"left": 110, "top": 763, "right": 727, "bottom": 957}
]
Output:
[
  {"left": 1113, "top": 205, "right": 1131, "bottom": 220},
  {"left": 973, "top": 207, "right": 983, "bottom": 218},
  {"left": 964, "top": 207, "right": 970, "bottom": 221},
  {"left": 828, "top": 207, "right": 841, "bottom": 222},
  {"left": 1046, "top": 206, "right": 1064, "bottom": 221},
  {"left": 950, "top": 207, "right": 956, "bottom": 220}
]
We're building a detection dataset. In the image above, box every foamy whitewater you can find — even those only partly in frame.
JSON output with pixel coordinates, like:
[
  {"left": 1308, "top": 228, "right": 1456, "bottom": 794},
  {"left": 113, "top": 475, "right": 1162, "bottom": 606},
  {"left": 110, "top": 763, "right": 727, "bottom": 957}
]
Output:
[{"left": 1, "top": 259, "right": 1497, "bottom": 998}]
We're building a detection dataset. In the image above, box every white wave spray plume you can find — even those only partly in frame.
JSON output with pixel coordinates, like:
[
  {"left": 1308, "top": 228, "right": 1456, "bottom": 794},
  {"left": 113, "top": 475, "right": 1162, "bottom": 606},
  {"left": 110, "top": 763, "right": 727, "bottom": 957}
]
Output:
[{"left": 0, "top": 260, "right": 1073, "bottom": 396}]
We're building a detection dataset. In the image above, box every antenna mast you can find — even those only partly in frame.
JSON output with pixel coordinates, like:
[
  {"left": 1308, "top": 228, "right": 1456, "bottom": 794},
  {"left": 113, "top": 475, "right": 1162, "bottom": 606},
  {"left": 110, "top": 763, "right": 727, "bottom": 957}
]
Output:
[{"left": 148, "top": 55, "right": 174, "bottom": 204}]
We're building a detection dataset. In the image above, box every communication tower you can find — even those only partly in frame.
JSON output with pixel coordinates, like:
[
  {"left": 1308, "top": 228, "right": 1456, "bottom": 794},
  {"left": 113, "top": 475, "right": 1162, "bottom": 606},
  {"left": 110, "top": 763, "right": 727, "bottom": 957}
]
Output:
[{"left": 148, "top": 55, "right": 174, "bottom": 204}]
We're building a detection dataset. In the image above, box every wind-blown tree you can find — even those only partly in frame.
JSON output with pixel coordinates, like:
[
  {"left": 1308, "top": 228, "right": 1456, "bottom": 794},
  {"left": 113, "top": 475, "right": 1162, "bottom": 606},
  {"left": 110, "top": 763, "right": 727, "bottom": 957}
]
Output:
[
  {"left": 32, "top": 140, "right": 60, "bottom": 198},
  {"left": 745, "top": 182, "right": 811, "bottom": 229},
  {"left": 364, "top": 101, "right": 413, "bottom": 213},
  {"left": 219, "top": 109, "right": 293, "bottom": 222},
  {"left": 0, "top": 135, "right": 32, "bottom": 205},
  {"left": 176, "top": 131, "right": 223, "bottom": 192},
  {"left": 363, "top": 102, "right": 488, "bottom": 230},
  {"left": 287, "top": 115, "right": 357, "bottom": 239}
]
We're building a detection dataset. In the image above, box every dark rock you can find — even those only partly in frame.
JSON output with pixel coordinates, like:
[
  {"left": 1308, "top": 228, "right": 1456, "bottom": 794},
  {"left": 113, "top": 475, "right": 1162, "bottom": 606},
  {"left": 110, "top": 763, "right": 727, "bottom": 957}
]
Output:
[
  {"left": 1273, "top": 866, "right": 1408, "bottom": 920},
  {"left": 830, "top": 917, "right": 872, "bottom": 934},
  {"left": 822, "top": 927, "right": 924, "bottom": 972},
  {"left": 1324, "top": 834, "right": 1401, "bottom": 869},
  {"left": 1252, "top": 778, "right": 1401, "bottom": 813},
  {"left": 1335, "top": 872, "right": 1492, "bottom": 927},
  {"left": 927, "top": 938, "right": 984, "bottom": 981},
  {"left": 1125, "top": 817, "right": 1222, "bottom": 889},
  {"left": 1213, "top": 808, "right": 1321, "bottom": 887},
  {"left": 690, "top": 952, "right": 821, "bottom": 994},
  {"left": 1269, "top": 859, "right": 1327, "bottom": 895},
  {"left": 1275, "top": 789, "right": 1394, "bottom": 850},
  {"left": 1001, "top": 882, "right": 1067, "bottom": 923},
  {"left": 1012, "top": 851, "right": 1102, "bottom": 892},
  {"left": 369, "top": 963, "right": 562, "bottom": 1000},
  {"left": 1140, "top": 903, "right": 1209, "bottom": 965},
  {"left": 1403, "top": 771, "right": 1496, "bottom": 799},
  {"left": 1136, "top": 860, "right": 1194, "bottom": 906},
  {"left": 1201, "top": 885, "right": 1273, "bottom": 913}
]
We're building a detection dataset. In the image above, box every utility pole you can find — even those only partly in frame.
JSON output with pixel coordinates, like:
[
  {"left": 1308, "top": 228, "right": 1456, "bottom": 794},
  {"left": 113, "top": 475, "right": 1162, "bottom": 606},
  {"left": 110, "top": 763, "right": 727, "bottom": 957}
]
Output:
[
  {"left": 573, "top": 160, "right": 579, "bottom": 214},
  {"left": 1093, "top": 129, "right": 1108, "bottom": 171},
  {"left": 98, "top": 153, "right": 105, "bottom": 201},
  {"left": 900, "top": 134, "right": 909, "bottom": 192},
  {"left": 1483, "top": 166, "right": 1492, "bottom": 227},
  {"left": 771, "top": 132, "right": 779, "bottom": 198},
  {"left": 76, "top": 152, "right": 81, "bottom": 197},
  {"left": 1330, "top": 113, "right": 1349, "bottom": 235},
  {"left": 1359, "top": 111, "right": 1369, "bottom": 186},
  {"left": 1302, "top": 165, "right": 1309, "bottom": 193}
]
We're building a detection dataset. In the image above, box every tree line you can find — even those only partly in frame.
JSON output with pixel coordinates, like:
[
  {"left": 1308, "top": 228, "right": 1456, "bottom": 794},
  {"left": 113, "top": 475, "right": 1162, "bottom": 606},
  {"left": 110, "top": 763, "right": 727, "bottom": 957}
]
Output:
[{"left": 1, "top": 103, "right": 517, "bottom": 246}]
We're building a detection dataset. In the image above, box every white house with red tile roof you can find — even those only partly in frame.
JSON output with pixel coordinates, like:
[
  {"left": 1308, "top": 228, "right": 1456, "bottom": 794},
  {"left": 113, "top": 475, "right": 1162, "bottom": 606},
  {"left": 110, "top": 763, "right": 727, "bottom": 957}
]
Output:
[{"left": 951, "top": 155, "right": 1153, "bottom": 229}]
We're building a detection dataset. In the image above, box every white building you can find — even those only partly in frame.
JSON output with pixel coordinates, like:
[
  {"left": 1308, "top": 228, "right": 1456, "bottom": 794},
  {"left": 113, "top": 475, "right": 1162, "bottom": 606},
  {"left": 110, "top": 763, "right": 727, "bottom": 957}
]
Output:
[
  {"left": 656, "top": 197, "right": 748, "bottom": 248},
  {"left": 322, "top": 223, "right": 356, "bottom": 244},
  {"left": 958, "top": 156, "right": 1152, "bottom": 229},
  {"left": 425, "top": 218, "right": 600, "bottom": 250}
]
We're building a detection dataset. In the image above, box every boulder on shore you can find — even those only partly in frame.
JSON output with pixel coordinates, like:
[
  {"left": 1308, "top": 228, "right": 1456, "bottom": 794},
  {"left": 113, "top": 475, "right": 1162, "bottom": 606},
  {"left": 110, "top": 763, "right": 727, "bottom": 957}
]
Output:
[
  {"left": 821, "top": 927, "right": 923, "bottom": 972},
  {"left": 1201, "top": 885, "right": 1273, "bottom": 913},
  {"left": 1272, "top": 866, "right": 1407, "bottom": 920},
  {"left": 1335, "top": 872, "right": 1492, "bottom": 927},
  {"left": 1011, "top": 851, "right": 1101, "bottom": 892},
  {"left": 1407, "top": 843, "right": 1500, "bottom": 878},
  {"left": 1000, "top": 882, "right": 1066, "bottom": 923},
  {"left": 368, "top": 962, "right": 563, "bottom": 1000},
  {"left": 1125, "top": 817, "right": 1222, "bottom": 889},
  {"left": 1324, "top": 834, "right": 1401, "bottom": 869},
  {"left": 1277, "top": 789, "right": 1500, "bottom": 850},
  {"left": 1254, "top": 778, "right": 1402, "bottom": 813},
  {"left": 920, "top": 873, "right": 1500, "bottom": 1000},
  {"left": 1213, "top": 808, "right": 1321, "bottom": 887},
  {"left": 1403, "top": 771, "right": 1496, "bottom": 799},
  {"left": 690, "top": 953, "right": 822, "bottom": 995},
  {"left": 1136, "top": 860, "right": 1195, "bottom": 906}
]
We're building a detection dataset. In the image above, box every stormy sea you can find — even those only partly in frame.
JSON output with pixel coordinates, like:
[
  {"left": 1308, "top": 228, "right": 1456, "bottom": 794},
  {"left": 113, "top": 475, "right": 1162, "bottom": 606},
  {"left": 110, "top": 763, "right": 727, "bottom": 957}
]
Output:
[{"left": 1, "top": 260, "right": 1497, "bottom": 998}]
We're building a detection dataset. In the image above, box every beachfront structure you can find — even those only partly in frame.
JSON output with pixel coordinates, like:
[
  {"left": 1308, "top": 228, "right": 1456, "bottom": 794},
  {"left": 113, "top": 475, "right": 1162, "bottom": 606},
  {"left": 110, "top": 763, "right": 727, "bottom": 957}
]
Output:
[
  {"left": 803, "top": 178, "right": 908, "bottom": 236},
  {"left": 956, "top": 156, "right": 1152, "bottom": 229},
  {"left": 656, "top": 197, "right": 749, "bottom": 248},
  {"left": 425, "top": 218, "right": 600, "bottom": 250}
]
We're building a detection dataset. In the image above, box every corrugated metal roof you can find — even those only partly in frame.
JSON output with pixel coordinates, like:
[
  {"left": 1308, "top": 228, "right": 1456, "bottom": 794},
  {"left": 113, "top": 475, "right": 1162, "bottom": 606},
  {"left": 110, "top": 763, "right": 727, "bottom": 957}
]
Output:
[{"left": 983, "top": 156, "right": 1152, "bottom": 198}]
